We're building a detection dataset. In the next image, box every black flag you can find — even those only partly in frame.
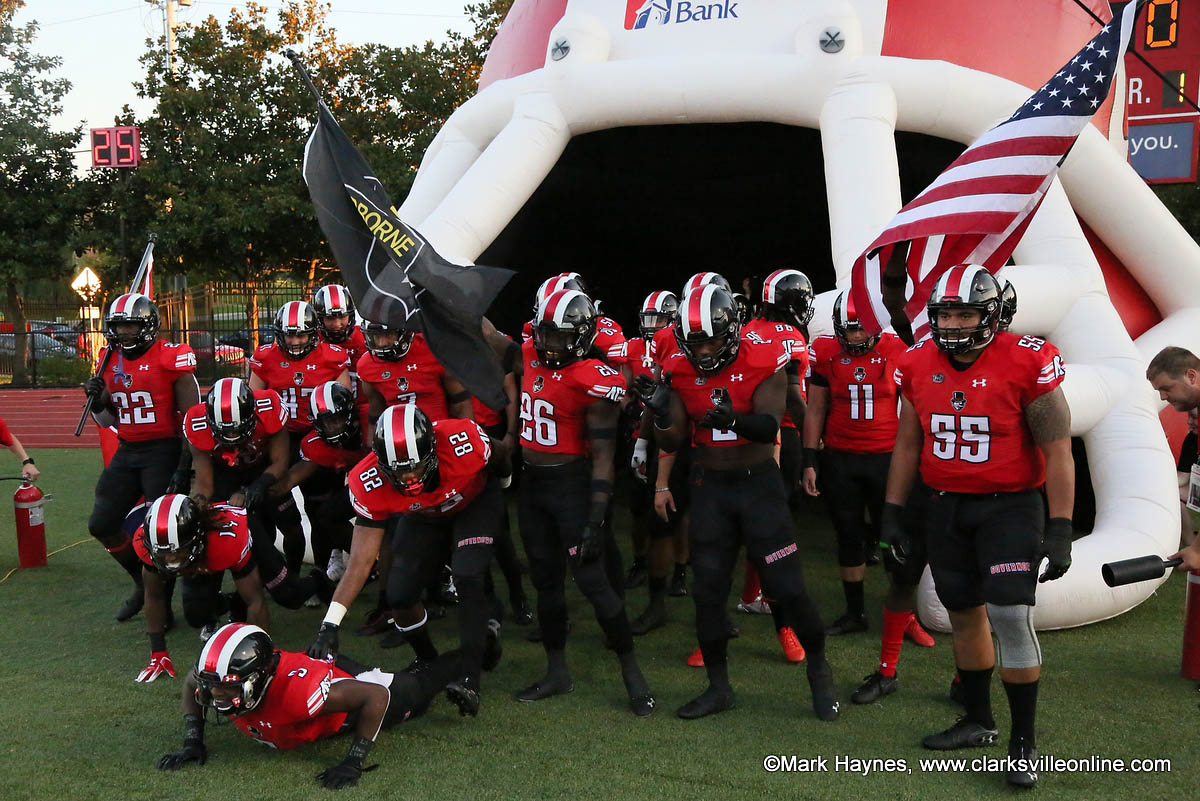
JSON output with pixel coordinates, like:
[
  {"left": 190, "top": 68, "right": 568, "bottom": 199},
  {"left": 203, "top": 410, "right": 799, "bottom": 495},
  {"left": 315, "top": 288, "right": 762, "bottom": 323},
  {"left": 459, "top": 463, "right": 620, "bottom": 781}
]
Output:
[{"left": 293, "top": 57, "right": 514, "bottom": 410}]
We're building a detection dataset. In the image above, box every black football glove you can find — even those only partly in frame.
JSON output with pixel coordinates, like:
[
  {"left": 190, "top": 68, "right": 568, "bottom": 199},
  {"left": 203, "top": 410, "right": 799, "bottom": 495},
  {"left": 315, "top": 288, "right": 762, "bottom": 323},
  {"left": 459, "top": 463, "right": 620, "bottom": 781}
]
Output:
[
  {"left": 157, "top": 741, "right": 207, "bottom": 771},
  {"left": 242, "top": 473, "right": 274, "bottom": 510},
  {"left": 165, "top": 469, "right": 191, "bottom": 496},
  {"left": 632, "top": 375, "right": 671, "bottom": 421},
  {"left": 878, "top": 502, "right": 911, "bottom": 567},
  {"left": 84, "top": 375, "right": 106, "bottom": 398},
  {"left": 572, "top": 522, "right": 603, "bottom": 567},
  {"left": 1039, "top": 517, "right": 1073, "bottom": 583},
  {"left": 316, "top": 760, "right": 363, "bottom": 790},
  {"left": 700, "top": 389, "right": 736, "bottom": 430},
  {"left": 307, "top": 622, "right": 340, "bottom": 661}
]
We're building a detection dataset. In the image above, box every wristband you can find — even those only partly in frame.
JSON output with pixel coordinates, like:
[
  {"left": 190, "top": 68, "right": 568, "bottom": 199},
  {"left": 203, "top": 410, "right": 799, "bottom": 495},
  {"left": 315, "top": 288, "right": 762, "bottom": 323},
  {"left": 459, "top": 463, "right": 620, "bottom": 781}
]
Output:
[
  {"left": 22, "top": 457, "right": 34, "bottom": 466},
  {"left": 802, "top": 448, "right": 819, "bottom": 470},
  {"left": 654, "top": 487, "right": 671, "bottom": 493},
  {"left": 447, "top": 390, "right": 470, "bottom": 404},
  {"left": 590, "top": 479, "right": 614, "bottom": 495},
  {"left": 347, "top": 735, "right": 374, "bottom": 766},
  {"left": 149, "top": 632, "right": 168, "bottom": 651},
  {"left": 323, "top": 601, "right": 348, "bottom": 626},
  {"left": 183, "top": 713, "right": 205, "bottom": 744}
]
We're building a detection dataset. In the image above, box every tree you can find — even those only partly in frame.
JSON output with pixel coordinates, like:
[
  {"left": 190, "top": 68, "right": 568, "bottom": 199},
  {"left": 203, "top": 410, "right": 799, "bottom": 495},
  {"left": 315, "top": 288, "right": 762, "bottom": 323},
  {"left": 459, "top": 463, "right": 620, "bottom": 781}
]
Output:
[{"left": 0, "top": 4, "right": 84, "bottom": 384}]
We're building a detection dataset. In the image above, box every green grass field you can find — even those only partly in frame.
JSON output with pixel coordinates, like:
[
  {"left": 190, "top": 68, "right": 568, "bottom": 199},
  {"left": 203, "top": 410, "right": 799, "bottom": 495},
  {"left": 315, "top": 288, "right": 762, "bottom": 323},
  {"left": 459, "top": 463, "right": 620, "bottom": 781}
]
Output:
[{"left": 0, "top": 449, "right": 1195, "bottom": 801}]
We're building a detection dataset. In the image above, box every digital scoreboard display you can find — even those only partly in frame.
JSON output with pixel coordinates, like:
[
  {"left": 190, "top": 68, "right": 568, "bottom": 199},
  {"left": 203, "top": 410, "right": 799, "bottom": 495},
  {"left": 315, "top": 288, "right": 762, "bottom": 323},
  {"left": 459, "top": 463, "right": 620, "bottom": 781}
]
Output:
[
  {"left": 1121, "top": 0, "right": 1200, "bottom": 183},
  {"left": 90, "top": 126, "right": 141, "bottom": 169}
]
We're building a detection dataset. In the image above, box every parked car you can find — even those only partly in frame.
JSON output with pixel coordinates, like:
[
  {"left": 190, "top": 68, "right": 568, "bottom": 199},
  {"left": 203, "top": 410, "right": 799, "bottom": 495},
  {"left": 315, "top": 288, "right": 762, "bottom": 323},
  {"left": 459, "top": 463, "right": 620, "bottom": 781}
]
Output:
[
  {"left": 0, "top": 332, "right": 78, "bottom": 359},
  {"left": 218, "top": 326, "right": 275, "bottom": 353},
  {"left": 188, "top": 332, "right": 245, "bottom": 366},
  {"left": 27, "top": 320, "right": 82, "bottom": 347}
]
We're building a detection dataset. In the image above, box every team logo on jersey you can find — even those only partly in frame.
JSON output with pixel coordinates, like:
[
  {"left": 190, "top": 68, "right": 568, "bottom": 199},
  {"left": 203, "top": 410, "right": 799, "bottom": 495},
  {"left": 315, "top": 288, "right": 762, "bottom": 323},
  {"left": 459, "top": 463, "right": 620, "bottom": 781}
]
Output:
[
  {"left": 532, "top": 376, "right": 545, "bottom": 393},
  {"left": 840, "top": 357, "right": 852, "bottom": 364},
  {"left": 853, "top": 367, "right": 867, "bottom": 382},
  {"left": 694, "top": 376, "right": 706, "bottom": 386},
  {"left": 280, "top": 362, "right": 290, "bottom": 368},
  {"left": 293, "top": 372, "right": 305, "bottom": 386},
  {"left": 932, "top": 373, "right": 945, "bottom": 384},
  {"left": 710, "top": 389, "right": 724, "bottom": 406},
  {"left": 409, "top": 502, "right": 422, "bottom": 511},
  {"left": 396, "top": 377, "right": 409, "bottom": 392},
  {"left": 531, "top": 360, "right": 541, "bottom": 368},
  {"left": 381, "top": 371, "right": 391, "bottom": 379},
  {"left": 115, "top": 372, "right": 133, "bottom": 388},
  {"left": 951, "top": 391, "right": 967, "bottom": 411}
]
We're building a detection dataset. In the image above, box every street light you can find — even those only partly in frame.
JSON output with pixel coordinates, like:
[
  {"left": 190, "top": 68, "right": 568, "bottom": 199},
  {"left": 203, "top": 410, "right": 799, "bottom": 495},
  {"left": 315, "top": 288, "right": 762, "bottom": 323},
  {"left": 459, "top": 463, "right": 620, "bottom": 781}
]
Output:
[{"left": 71, "top": 267, "right": 103, "bottom": 364}]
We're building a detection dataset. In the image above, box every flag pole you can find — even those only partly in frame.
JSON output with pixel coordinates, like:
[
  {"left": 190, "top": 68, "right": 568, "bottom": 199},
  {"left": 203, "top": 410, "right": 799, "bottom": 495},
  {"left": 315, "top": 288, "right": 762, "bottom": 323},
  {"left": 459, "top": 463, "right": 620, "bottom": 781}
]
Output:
[{"left": 284, "top": 50, "right": 323, "bottom": 105}]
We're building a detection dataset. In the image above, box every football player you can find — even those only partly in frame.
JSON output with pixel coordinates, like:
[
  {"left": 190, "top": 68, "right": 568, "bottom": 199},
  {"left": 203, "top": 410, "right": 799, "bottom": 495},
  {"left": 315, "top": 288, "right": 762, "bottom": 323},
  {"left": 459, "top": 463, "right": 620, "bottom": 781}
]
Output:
[
  {"left": 84, "top": 293, "right": 199, "bottom": 622},
  {"left": 514, "top": 288, "right": 654, "bottom": 716},
  {"left": 885, "top": 265, "right": 1072, "bottom": 787},
  {"left": 313, "top": 284, "right": 369, "bottom": 429},
  {"left": 309, "top": 403, "right": 503, "bottom": 711},
  {"left": 158, "top": 622, "right": 500, "bottom": 789},
  {"left": 803, "top": 292, "right": 934, "bottom": 703},
  {"left": 635, "top": 284, "right": 838, "bottom": 721},
  {"left": 523, "top": 273, "right": 628, "bottom": 368},
  {"left": 357, "top": 319, "right": 473, "bottom": 423}
]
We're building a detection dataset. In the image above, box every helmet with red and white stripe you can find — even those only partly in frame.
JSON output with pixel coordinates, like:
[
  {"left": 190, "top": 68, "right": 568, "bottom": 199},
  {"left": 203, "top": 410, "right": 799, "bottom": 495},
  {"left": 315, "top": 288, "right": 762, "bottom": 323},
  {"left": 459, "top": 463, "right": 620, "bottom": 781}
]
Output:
[
  {"left": 142, "top": 493, "right": 203, "bottom": 573},
  {"left": 927, "top": 264, "right": 1003, "bottom": 354},
  {"left": 761, "top": 269, "right": 814, "bottom": 328},
  {"left": 273, "top": 300, "right": 320, "bottom": 359},
  {"left": 308, "top": 381, "right": 359, "bottom": 446},
  {"left": 192, "top": 623, "right": 278, "bottom": 715},
  {"left": 360, "top": 319, "right": 414, "bottom": 362},
  {"left": 675, "top": 285, "right": 742, "bottom": 374},
  {"left": 999, "top": 280, "right": 1018, "bottom": 332},
  {"left": 104, "top": 293, "right": 160, "bottom": 355},
  {"left": 532, "top": 289, "right": 597, "bottom": 369},
  {"left": 204, "top": 377, "right": 257, "bottom": 445},
  {"left": 532, "top": 272, "right": 588, "bottom": 314},
  {"left": 373, "top": 403, "right": 438, "bottom": 496},
  {"left": 832, "top": 291, "right": 880, "bottom": 356},
  {"left": 312, "top": 284, "right": 357, "bottom": 344},
  {"left": 638, "top": 290, "right": 678, "bottom": 339},
  {"left": 681, "top": 272, "right": 731, "bottom": 297}
]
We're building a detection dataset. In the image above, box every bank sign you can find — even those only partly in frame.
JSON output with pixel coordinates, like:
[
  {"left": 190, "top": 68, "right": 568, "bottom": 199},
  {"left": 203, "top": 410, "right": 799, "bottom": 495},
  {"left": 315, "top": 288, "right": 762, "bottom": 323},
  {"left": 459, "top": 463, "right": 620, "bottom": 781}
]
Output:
[
  {"left": 1128, "top": 121, "right": 1198, "bottom": 183},
  {"left": 624, "top": 0, "right": 739, "bottom": 30}
]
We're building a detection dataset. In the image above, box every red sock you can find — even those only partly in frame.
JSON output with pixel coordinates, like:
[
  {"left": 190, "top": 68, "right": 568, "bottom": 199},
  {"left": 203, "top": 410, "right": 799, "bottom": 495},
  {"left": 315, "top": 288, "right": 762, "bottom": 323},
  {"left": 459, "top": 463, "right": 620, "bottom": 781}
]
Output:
[
  {"left": 740, "top": 560, "right": 761, "bottom": 604},
  {"left": 878, "top": 608, "right": 908, "bottom": 678}
]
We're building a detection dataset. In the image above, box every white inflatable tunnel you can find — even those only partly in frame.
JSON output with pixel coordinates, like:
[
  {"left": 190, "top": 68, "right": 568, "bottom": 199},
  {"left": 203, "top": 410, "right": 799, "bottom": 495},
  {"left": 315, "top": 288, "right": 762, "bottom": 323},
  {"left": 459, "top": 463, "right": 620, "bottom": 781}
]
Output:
[{"left": 399, "top": 0, "right": 1195, "bottom": 630}]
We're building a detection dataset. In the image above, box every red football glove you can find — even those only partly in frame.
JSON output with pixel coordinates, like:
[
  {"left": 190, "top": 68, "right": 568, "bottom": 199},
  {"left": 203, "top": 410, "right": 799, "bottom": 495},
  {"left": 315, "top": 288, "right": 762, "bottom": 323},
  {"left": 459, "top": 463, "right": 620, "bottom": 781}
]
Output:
[{"left": 136, "top": 651, "right": 177, "bottom": 683}]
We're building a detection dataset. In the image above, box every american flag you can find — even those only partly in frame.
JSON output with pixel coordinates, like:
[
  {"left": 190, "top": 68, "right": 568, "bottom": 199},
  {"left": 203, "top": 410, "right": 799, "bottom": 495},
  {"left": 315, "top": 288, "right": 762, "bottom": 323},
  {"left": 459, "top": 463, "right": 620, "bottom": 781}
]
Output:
[{"left": 849, "top": 0, "right": 1141, "bottom": 340}]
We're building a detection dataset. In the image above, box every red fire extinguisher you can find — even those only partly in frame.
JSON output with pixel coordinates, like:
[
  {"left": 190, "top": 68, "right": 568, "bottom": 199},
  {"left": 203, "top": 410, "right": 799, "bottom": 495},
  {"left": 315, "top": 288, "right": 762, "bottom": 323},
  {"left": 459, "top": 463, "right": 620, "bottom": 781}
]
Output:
[
  {"left": 1184, "top": 569, "right": 1200, "bottom": 681},
  {"left": 13, "top": 481, "right": 46, "bottom": 569}
]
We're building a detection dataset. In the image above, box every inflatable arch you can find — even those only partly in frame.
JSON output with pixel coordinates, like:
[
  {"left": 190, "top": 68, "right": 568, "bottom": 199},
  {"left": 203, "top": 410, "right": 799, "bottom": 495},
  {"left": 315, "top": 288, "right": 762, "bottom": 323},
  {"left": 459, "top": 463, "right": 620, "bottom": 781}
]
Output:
[{"left": 398, "top": 0, "right": 1197, "bottom": 630}]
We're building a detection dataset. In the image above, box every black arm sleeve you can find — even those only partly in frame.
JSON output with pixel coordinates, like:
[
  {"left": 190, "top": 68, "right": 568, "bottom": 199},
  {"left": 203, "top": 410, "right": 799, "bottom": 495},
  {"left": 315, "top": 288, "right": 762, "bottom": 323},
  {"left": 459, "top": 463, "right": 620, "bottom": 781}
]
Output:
[
  {"left": 730, "top": 413, "right": 779, "bottom": 443},
  {"left": 807, "top": 371, "right": 829, "bottom": 387}
]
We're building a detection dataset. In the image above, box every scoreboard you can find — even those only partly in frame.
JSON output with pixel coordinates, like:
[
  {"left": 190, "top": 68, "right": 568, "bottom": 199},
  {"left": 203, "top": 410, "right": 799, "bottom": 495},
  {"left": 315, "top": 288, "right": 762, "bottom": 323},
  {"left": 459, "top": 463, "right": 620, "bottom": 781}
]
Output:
[
  {"left": 1120, "top": 0, "right": 1200, "bottom": 183},
  {"left": 90, "top": 126, "right": 141, "bottom": 169}
]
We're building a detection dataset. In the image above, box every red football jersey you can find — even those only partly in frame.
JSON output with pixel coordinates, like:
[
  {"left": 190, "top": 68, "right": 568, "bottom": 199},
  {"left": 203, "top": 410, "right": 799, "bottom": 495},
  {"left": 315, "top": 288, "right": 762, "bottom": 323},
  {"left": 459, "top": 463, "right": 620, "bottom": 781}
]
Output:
[
  {"left": 229, "top": 651, "right": 353, "bottom": 750},
  {"left": 0, "top": 417, "right": 11, "bottom": 448},
  {"left": 329, "top": 326, "right": 370, "bottom": 411},
  {"left": 896, "top": 332, "right": 1066, "bottom": 493},
  {"left": 519, "top": 341, "right": 625, "bottom": 456},
  {"left": 521, "top": 316, "right": 628, "bottom": 366},
  {"left": 810, "top": 333, "right": 906, "bottom": 453},
  {"left": 651, "top": 325, "right": 678, "bottom": 366},
  {"left": 744, "top": 318, "right": 809, "bottom": 427},
  {"left": 133, "top": 504, "right": 252, "bottom": 574},
  {"left": 99, "top": 341, "right": 197, "bottom": 442},
  {"left": 356, "top": 334, "right": 451, "bottom": 422},
  {"left": 661, "top": 337, "right": 789, "bottom": 448},
  {"left": 248, "top": 343, "right": 350, "bottom": 432},
  {"left": 348, "top": 418, "right": 492, "bottom": 520},
  {"left": 300, "top": 429, "right": 370, "bottom": 473},
  {"left": 183, "top": 390, "right": 287, "bottom": 470},
  {"left": 626, "top": 338, "right": 658, "bottom": 381}
]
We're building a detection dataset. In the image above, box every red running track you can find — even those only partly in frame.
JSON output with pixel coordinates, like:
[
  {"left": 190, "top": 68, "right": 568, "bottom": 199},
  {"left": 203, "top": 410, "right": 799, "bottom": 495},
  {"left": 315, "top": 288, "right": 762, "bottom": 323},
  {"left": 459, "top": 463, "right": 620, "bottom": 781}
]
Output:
[{"left": 0, "top": 389, "right": 101, "bottom": 449}]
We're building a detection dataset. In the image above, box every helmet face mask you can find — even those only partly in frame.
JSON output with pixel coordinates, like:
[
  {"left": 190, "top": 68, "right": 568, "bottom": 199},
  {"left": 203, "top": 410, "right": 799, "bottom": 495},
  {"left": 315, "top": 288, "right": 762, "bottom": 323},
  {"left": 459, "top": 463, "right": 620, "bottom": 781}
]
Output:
[
  {"left": 143, "top": 494, "right": 204, "bottom": 574},
  {"left": 274, "top": 302, "right": 319, "bottom": 360},
  {"left": 676, "top": 285, "right": 742, "bottom": 374},
  {"left": 998, "top": 280, "right": 1017, "bottom": 332},
  {"left": 833, "top": 292, "right": 880, "bottom": 356},
  {"left": 205, "top": 378, "right": 256, "bottom": 446},
  {"left": 193, "top": 624, "right": 278, "bottom": 715},
  {"left": 927, "top": 265, "right": 1003, "bottom": 355},
  {"left": 639, "top": 291, "right": 679, "bottom": 339},
  {"left": 312, "top": 285, "right": 356, "bottom": 344},
  {"left": 761, "top": 269, "right": 814, "bottom": 329},
  {"left": 532, "top": 289, "right": 597, "bottom": 369},
  {"left": 362, "top": 322, "right": 414, "bottom": 362},
  {"left": 309, "top": 382, "right": 360, "bottom": 446},
  {"left": 104, "top": 294, "right": 160, "bottom": 357},
  {"left": 373, "top": 404, "right": 438, "bottom": 496}
]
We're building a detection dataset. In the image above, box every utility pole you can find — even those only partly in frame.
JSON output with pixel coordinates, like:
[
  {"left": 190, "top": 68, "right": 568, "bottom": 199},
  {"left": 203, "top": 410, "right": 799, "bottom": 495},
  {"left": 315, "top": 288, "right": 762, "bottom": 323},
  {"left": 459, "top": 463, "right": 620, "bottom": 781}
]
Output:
[{"left": 146, "top": 0, "right": 192, "bottom": 79}]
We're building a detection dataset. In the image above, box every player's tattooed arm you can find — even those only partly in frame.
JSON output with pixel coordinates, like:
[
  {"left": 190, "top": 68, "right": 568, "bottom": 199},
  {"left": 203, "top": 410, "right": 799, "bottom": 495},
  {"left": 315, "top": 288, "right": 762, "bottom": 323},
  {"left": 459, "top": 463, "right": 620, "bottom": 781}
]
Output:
[
  {"left": 1028, "top": 387, "right": 1075, "bottom": 520},
  {"left": 1025, "top": 386, "right": 1071, "bottom": 444}
]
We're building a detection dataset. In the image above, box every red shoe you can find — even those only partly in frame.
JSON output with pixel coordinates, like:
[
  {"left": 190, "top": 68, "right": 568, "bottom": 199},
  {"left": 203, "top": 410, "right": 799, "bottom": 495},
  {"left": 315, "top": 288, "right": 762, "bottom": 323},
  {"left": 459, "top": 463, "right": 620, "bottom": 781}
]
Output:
[
  {"left": 686, "top": 646, "right": 705, "bottom": 667},
  {"left": 904, "top": 614, "right": 935, "bottom": 648},
  {"left": 777, "top": 627, "right": 806, "bottom": 663}
]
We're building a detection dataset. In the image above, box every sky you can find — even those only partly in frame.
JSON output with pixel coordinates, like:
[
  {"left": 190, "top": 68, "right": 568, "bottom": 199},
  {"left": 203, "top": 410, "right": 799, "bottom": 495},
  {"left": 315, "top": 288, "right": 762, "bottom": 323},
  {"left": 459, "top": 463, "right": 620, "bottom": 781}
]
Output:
[{"left": 14, "top": 1, "right": 472, "bottom": 165}]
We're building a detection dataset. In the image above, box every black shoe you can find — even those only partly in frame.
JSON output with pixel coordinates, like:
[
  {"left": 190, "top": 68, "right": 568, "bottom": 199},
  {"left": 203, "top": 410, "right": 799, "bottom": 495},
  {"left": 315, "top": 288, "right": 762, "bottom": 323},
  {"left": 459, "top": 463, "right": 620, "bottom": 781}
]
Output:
[
  {"left": 676, "top": 686, "right": 736, "bottom": 719},
  {"left": 445, "top": 677, "right": 480, "bottom": 717},
  {"left": 851, "top": 671, "right": 898, "bottom": 704},
  {"left": 630, "top": 604, "right": 666, "bottom": 635},
  {"left": 922, "top": 717, "right": 999, "bottom": 750},
  {"left": 380, "top": 627, "right": 407, "bottom": 649},
  {"left": 511, "top": 598, "right": 534, "bottom": 626},
  {"left": 354, "top": 609, "right": 392, "bottom": 637},
  {"left": 630, "top": 693, "right": 656, "bottom": 717},
  {"left": 482, "top": 620, "right": 503, "bottom": 672},
  {"left": 115, "top": 586, "right": 144, "bottom": 622},
  {"left": 1006, "top": 737, "right": 1039, "bottom": 788},
  {"left": 403, "top": 656, "right": 435, "bottom": 675},
  {"left": 515, "top": 674, "right": 574, "bottom": 702},
  {"left": 949, "top": 676, "right": 966, "bottom": 706},
  {"left": 865, "top": 548, "right": 881, "bottom": 566},
  {"left": 625, "top": 560, "right": 648, "bottom": 589},
  {"left": 668, "top": 572, "right": 688, "bottom": 597},
  {"left": 807, "top": 659, "right": 840, "bottom": 721},
  {"left": 826, "top": 612, "right": 868, "bottom": 636},
  {"left": 725, "top": 620, "right": 741, "bottom": 639}
]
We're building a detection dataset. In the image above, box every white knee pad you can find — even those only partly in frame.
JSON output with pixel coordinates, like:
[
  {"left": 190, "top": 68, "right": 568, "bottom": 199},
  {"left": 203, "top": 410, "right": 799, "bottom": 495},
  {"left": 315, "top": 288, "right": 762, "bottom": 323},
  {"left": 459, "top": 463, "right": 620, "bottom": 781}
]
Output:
[{"left": 986, "top": 603, "right": 1042, "bottom": 669}]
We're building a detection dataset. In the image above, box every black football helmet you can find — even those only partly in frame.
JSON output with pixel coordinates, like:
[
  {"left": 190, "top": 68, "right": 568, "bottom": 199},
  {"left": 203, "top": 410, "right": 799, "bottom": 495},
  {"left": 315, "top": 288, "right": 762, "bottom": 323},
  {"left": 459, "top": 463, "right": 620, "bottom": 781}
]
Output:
[
  {"left": 832, "top": 291, "right": 880, "bottom": 356},
  {"left": 999, "top": 280, "right": 1017, "bottom": 332},
  {"left": 675, "top": 285, "right": 742, "bottom": 374},
  {"left": 193, "top": 623, "right": 279, "bottom": 715},
  {"left": 927, "top": 264, "right": 1003, "bottom": 354},
  {"left": 312, "top": 284, "right": 356, "bottom": 344},
  {"left": 374, "top": 403, "right": 438, "bottom": 496},
  {"left": 204, "top": 377, "right": 257, "bottom": 446},
  {"left": 532, "top": 272, "right": 588, "bottom": 314},
  {"left": 681, "top": 271, "right": 731, "bottom": 297},
  {"left": 638, "top": 291, "right": 678, "bottom": 339},
  {"left": 309, "top": 381, "right": 360, "bottom": 446},
  {"left": 142, "top": 494, "right": 204, "bottom": 573},
  {"left": 762, "top": 268, "right": 814, "bottom": 328},
  {"left": 104, "top": 293, "right": 160, "bottom": 356},
  {"left": 361, "top": 320, "right": 414, "bottom": 361},
  {"left": 532, "top": 289, "right": 597, "bottom": 369},
  {"left": 273, "top": 301, "right": 320, "bottom": 359}
]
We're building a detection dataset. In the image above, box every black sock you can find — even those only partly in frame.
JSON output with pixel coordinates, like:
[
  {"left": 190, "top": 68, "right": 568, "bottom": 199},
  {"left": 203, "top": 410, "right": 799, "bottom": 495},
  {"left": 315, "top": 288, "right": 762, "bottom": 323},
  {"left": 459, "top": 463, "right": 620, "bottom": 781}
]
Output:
[
  {"left": 1003, "top": 679, "right": 1039, "bottom": 746},
  {"left": 958, "top": 666, "right": 995, "bottom": 728},
  {"left": 618, "top": 650, "right": 649, "bottom": 696},
  {"left": 843, "top": 580, "right": 865, "bottom": 617},
  {"left": 699, "top": 638, "right": 731, "bottom": 692},
  {"left": 546, "top": 648, "right": 569, "bottom": 680},
  {"left": 598, "top": 612, "right": 634, "bottom": 655},
  {"left": 404, "top": 623, "right": 439, "bottom": 661},
  {"left": 769, "top": 603, "right": 788, "bottom": 634}
]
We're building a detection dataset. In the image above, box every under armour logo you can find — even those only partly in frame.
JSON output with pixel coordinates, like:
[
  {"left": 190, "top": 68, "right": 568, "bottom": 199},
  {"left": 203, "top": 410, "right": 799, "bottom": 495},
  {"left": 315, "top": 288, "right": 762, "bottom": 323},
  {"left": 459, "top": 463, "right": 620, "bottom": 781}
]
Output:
[
  {"left": 870, "top": 357, "right": 884, "bottom": 363},
  {"left": 730, "top": 373, "right": 744, "bottom": 382},
  {"left": 972, "top": 378, "right": 987, "bottom": 387},
  {"left": 552, "top": 372, "right": 563, "bottom": 381},
  {"left": 407, "top": 363, "right": 419, "bottom": 371},
  {"left": 138, "top": 364, "right": 150, "bottom": 371},
  {"left": 306, "top": 364, "right": 317, "bottom": 370}
]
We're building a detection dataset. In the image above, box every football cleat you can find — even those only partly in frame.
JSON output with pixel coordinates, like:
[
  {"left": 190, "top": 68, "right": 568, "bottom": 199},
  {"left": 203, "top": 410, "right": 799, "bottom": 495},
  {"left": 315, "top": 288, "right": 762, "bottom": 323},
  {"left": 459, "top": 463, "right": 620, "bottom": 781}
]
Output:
[
  {"left": 686, "top": 647, "right": 705, "bottom": 667},
  {"left": 851, "top": 671, "right": 898, "bottom": 704},
  {"left": 736, "top": 595, "right": 771, "bottom": 615},
  {"left": 807, "top": 659, "right": 840, "bottom": 722},
  {"left": 198, "top": 622, "right": 220, "bottom": 643},
  {"left": 515, "top": 675, "right": 574, "bottom": 702},
  {"left": 630, "top": 603, "right": 667, "bottom": 636},
  {"left": 922, "top": 717, "right": 999, "bottom": 750},
  {"left": 826, "top": 612, "right": 869, "bottom": 635},
  {"left": 777, "top": 627, "right": 806, "bottom": 663},
  {"left": 625, "top": 560, "right": 648, "bottom": 589},
  {"left": 904, "top": 614, "right": 936, "bottom": 647},
  {"left": 115, "top": 585, "right": 145, "bottom": 622},
  {"left": 510, "top": 598, "right": 534, "bottom": 626},
  {"left": 325, "top": 549, "right": 347, "bottom": 582},
  {"left": 482, "top": 619, "right": 503, "bottom": 672},
  {"left": 1006, "top": 737, "right": 1039, "bottom": 788},
  {"left": 676, "top": 687, "right": 736, "bottom": 719},
  {"left": 630, "top": 693, "right": 656, "bottom": 717},
  {"left": 667, "top": 571, "right": 688, "bottom": 597},
  {"left": 445, "top": 677, "right": 480, "bottom": 717}
]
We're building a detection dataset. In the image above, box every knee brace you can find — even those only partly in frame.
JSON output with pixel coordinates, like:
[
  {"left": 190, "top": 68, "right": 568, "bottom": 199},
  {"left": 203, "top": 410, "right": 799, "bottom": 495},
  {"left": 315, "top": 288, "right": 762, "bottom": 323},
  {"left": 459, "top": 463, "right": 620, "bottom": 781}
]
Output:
[{"left": 986, "top": 603, "right": 1042, "bottom": 669}]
